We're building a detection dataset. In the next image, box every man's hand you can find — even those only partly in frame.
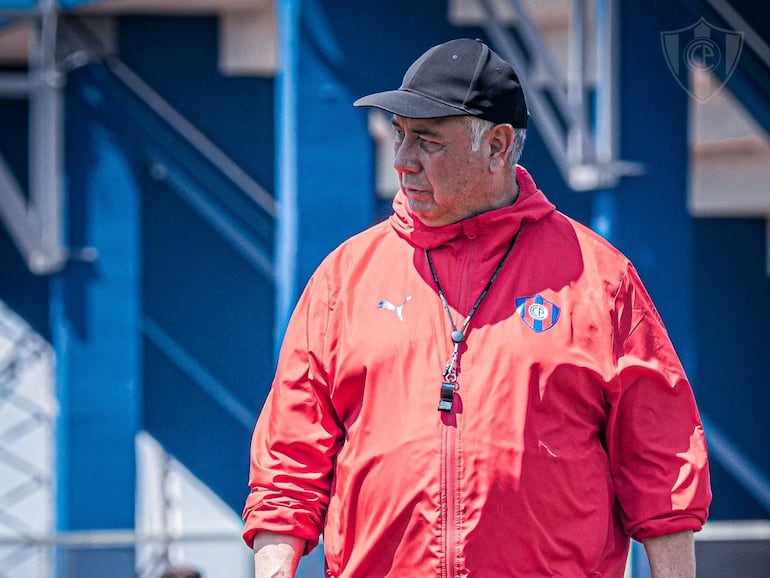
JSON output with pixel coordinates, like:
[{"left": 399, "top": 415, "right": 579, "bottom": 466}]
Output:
[
  {"left": 642, "top": 530, "right": 695, "bottom": 578},
  {"left": 253, "top": 531, "right": 306, "bottom": 578}
]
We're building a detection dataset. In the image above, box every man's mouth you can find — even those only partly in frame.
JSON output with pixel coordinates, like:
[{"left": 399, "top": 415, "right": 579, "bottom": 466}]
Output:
[{"left": 402, "top": 185, "right": 429, "bottom": 196}]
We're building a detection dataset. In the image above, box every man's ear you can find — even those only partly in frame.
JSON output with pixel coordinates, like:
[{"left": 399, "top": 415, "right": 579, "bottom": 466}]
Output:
[{"left": 488, "top": 123, "right": 514, "bottom": 171}]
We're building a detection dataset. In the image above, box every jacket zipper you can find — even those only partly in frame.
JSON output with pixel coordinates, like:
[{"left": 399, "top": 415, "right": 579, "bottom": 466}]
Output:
[
  {"left": 440, "top": 239, "right": 475, "bottom": 577},
  {"left": 442, "top": 422, "right": 459, "bottom": 578}
]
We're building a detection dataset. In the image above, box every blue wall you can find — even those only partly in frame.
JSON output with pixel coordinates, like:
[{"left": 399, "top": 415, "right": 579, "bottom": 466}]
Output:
[
  {"left": 114, "top": 15, "right": 279, "bottom": 510},
  {"left": 694, "top": 217, "right": 770, "bottom": 518}
]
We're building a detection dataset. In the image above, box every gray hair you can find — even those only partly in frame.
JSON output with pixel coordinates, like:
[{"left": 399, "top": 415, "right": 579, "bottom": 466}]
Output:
[{"left": 468, "top": 117, "right": 526, "bottom": 167}]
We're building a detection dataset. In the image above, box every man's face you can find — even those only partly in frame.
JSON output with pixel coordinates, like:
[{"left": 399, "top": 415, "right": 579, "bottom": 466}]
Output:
[{"left": 392, "top": 115, "right": 497, "bottom": 227}]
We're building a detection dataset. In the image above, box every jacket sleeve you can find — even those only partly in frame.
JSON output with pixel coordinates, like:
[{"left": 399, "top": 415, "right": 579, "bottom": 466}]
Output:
[
  {"left": 605, "top": 263, "right": 711, "bottom": 541},
  {"left": 242, "top": 272, "right": 343, "bottom": 552}
]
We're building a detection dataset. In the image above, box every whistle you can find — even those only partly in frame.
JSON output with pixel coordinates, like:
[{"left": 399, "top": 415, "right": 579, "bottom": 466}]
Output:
[{"left": 438, "top": 382, "right": 455, "bottom": 412}]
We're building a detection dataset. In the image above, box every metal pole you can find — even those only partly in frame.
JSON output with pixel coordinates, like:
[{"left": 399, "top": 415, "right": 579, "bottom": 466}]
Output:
[
  {"left": 567, "top": 0, "right": 587, "bottom": 165},
  {"left": 28, "top": 0, "right": 67, "bottom": 274},
  {"left": 274, "top": 0, "right": 301, "bottom": 356},
  {"left": 595, "top": 0, "right": 619, "bottom": 163},
  {"left": 591, "top": 0, "right": 619, "bottom": 243}
]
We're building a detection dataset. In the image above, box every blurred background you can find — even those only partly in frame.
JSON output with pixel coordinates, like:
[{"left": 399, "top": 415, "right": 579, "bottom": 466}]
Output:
[{"left": 0, "top": 0, "right": 768, "bottom": 576}]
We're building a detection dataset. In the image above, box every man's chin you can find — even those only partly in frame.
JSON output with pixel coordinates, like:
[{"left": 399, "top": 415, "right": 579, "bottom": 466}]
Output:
[
  {"left": 407, "top": 201, "right": 437, "bottom": 223},
  {"left": 409, "top": 208, "right": 453, "bottom": 228}
]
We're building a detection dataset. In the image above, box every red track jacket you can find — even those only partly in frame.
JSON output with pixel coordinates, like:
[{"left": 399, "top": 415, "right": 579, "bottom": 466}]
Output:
[{"left": 243, "top": 166, "right": 711, "bottom": 577}]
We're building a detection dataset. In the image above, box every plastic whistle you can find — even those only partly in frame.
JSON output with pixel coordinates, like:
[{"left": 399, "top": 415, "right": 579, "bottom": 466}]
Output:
[{"left": 438, "top": 382, "right": 454, "bottom": 412}]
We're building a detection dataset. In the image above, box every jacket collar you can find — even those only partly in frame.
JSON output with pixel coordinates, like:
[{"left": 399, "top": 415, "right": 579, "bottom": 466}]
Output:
[{"left": 389, "top": 165, "right": 555, "bottom": 250}]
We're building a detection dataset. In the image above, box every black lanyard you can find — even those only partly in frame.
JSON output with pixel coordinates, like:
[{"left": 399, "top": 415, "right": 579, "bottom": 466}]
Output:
[{"left": 425, "top": 231, "right": 519, "bottom": 412}]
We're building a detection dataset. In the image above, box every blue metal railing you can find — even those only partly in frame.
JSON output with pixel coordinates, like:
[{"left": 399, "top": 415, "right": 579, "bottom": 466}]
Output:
[
  {"left": 701, "top": 415, "right": 770, "bottom": 514},
  {"left": 82, "top": 56, "right": 276, "bottom": 426},
  {"left": 141, "top": 318, "right": 256, "bottom": 431},
  {"left": 146, "top": 152, "right": 275, "bottom": 283}
]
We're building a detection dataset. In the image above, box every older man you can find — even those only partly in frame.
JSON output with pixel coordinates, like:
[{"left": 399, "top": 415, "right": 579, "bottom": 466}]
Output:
[{"left": 242, "top": 38, "right": 711, "bottom": 577}]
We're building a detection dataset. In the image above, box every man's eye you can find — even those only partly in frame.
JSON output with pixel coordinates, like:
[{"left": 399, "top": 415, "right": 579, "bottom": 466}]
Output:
[{"left": 420, "top": 139, "right": 442, "bottom": 151}]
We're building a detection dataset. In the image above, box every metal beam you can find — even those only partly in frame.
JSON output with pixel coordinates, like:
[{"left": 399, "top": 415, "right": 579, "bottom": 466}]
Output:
[
  {"left": 0, "top": 0, "right": 67, "bottom": 275},
  {"left": 476, "top": 0, "right": 644, "bottom": 190},
  {"left": 274, "top": 0, "right": 301, "bottom": 353},
  {"left": 50, "top": 81, "right": 140, "bottom": 576}
]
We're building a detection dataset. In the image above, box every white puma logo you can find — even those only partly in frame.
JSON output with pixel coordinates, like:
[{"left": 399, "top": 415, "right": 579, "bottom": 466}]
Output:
[{"left": 377, "top": 296, "right": 412, "bottom": 321}]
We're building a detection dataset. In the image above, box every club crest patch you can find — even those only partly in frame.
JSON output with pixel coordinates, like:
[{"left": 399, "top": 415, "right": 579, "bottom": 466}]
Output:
[{"left": 515, "top": 294, "right": 560, "bottom": 333}]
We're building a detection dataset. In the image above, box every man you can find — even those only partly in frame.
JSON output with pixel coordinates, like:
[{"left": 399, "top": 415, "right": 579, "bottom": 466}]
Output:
[{"left": 242, "top": 38, "right": 711, "bottom": 577}]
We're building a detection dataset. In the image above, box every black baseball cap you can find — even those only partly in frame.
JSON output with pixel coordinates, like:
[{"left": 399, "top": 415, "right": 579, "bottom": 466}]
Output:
[{"left": 354, "top": 38, "right": 528, "bottom": 128}]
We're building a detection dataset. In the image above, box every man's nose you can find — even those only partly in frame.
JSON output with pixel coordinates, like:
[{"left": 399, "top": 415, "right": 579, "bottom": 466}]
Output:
[{"left": 394, "top": 138, "right": 419, "bottom": 173}]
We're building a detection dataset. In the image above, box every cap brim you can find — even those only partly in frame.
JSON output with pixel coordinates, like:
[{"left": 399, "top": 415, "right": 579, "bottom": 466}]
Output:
[{"left": 354, "top": 89, "right": 469, "bottom": 119}]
